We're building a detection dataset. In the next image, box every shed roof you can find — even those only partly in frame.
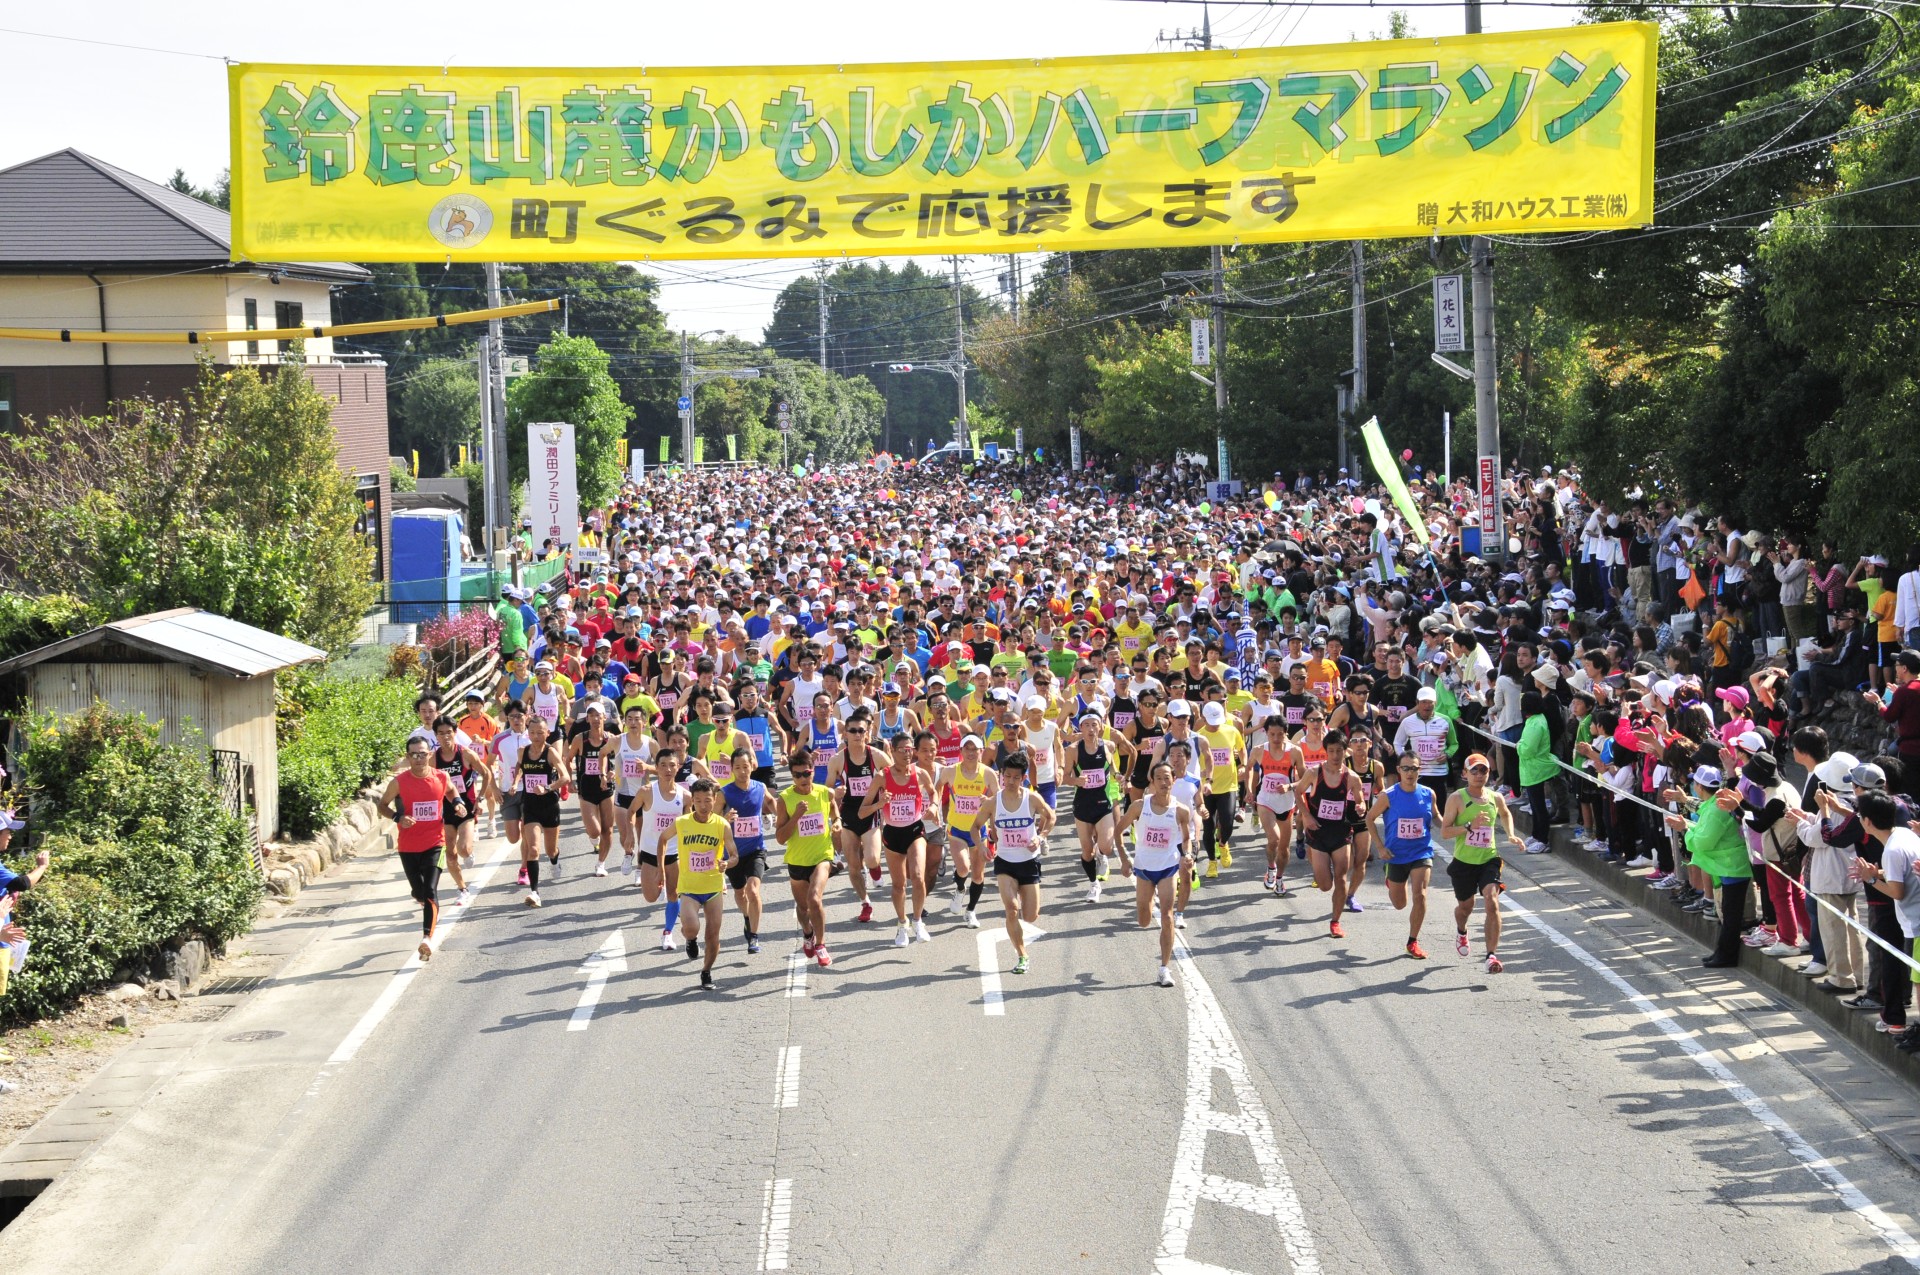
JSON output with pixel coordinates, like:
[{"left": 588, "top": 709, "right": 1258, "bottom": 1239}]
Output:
[
  {"left": 0, "top": 609, "right": 327, "bottom": 680},
  {"left": 0, "top": 149, "right": 369, "bottom": 282}
]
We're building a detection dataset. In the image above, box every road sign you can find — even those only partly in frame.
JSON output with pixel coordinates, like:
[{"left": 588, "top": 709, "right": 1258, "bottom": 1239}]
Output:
[
  {"left": 1434, "top": 276, "right": 1465, "bottom": 353},
  {"left": 776, "top": 400, "right": 792, "bottom": 432},
  {"left": 1014, "top": 427, "right": 1025, "bottom": 453},
  {"left": 676, "top": 395, "right": 691, "bottom": 412},
  {"left": 1478, "top": 456, "right": 1498, "bottom": 534},
  {"left": 1217, "top": 437, "right": 1231, "bottom": 482},
  {"left": 503, "top": 356, "right": 530, "bottom": 378},
  {"left": 1190, "top": 318, "right": 1211, "bottom": 367},
  {"left": 1069, "top": 424, "right": 1082, "bottom": 471}
]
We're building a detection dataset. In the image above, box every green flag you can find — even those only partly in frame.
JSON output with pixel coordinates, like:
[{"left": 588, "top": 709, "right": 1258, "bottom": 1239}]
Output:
[
  {"left": 693, "top": 437, "right": 705, "bottom": 464},
  {"left": 1358, "top": 417, "right": 1430, "bottom": 547},
  {"left": 658, "top": 435, "right": 671, "bottom": 464},
  {"left": 725, "top": 434, "right": 737, "bottom": 461},
  {"left": 969, "top": 430, "right": 982, "bottom": 453}
]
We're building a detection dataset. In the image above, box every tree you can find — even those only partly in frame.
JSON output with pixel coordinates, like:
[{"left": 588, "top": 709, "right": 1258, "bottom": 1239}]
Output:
[
  {"left": 506, "top": 335, "right": 633, "bottom": 509},
  {"left": 166, "top": 167, "right": 230, "bottom": 210},
  {"left": 0, "top": 359, "right": 376, "bottom": 652},
  {"left": 394, "top": 353, "right": 480, "bottom": 473},
  {"left": 1082, "top": 325, "right": 1214, "bottom": 459}
]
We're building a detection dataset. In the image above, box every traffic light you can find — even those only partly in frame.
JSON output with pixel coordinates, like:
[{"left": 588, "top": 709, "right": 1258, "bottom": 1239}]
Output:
[{"left": 887, "top": 363, "right": 914, "bottom": 373}]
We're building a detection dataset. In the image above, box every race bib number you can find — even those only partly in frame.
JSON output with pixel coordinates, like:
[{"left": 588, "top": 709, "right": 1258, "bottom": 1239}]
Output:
[
  {"left": 847, "top": 776, "right": 872, "bottom": 797},
  {"left": 1414, "top": 736, "right": 1443, "bottom": 761},
  {"left": 953, "top": 794, "right": 981, "bottom": 816},
  {"left": 524, "top": 773, "right": 549, "bottom": 793},
  {"left": 1113, "top": 712, "right": 1135, "bottom": 731},
  {"left": 1387, "top": 705, "right": 1409, "bottom": 723},
  {"left": 796, "top": 812, "right": 826, "bottom": 839},
  {"left": 1467, "top": 824, "right": 1495, "bottom": 849},
  {"left": 688, "top": 849, "right": 717, "bottom": 873},
  {"left": 583, "top": 756, "right": 602, "bottom": 776},
  {"left": 732, "top": 815, "right": 762, "bottom": 840},
  {"left": 1080, "top": 768, "right": 1107, "bottom": 789},
  {"left": 887, "top": 797, "right": 917, "bottom": 824},
  {"left": 1262, "top": 773, "right": 1288, "bottom": 794},
  {"left": 1209, "top": 747, "right": 1231, "bottom": 768},
  {"left": 410, "top": 801, "right": 439, "bottom": 821},
  {"left": 657, "top": 691, "right": 680, "bottom": 710},
  {"left": 710, "top": 758, "right": 732, "bottom": 781},
  {"left": 1316, "top": 798, "right": 1346, "bottom": 821},
  {"left": 1396, "top": 818, "right": 1426, "bottom": 841},
  {"left": 1142, "top": 825, "right": 1173, "bottom": 849},
  {"left": 535, "top": 701, "right": 559, "bottom": 723},
  {"left": 796, "top": 704, "right": 815, "bottom": 725},
  {"left": 654, "top": 812, "right": 676, "bottom": 835},
  {"left": 621, "top": 757, "right": 644, "bottom": 778},
  {"left": 1000, "top": 823, "right": 1034, "bottom": 850},
  {"left": 747, "top": 731, "right": 767, "bottom": 754},
  {"left": 1285, "top": 706, "right": 1306, "bottom": 725}
]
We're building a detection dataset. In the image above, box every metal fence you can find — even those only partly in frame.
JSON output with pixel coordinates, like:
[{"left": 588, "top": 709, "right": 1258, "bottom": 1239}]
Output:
[{"left": 211, "top": 748, "right": 263, "bottom": 867}]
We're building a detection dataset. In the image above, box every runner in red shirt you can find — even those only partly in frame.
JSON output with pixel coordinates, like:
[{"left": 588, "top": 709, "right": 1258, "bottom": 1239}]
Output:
[{"left": 377, "top": 740, "right": 467, "bottom": 962}]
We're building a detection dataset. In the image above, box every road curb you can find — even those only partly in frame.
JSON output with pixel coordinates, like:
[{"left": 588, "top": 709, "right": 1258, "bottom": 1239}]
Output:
[{"left": 1516, "top": 812, "right": 1920, "bottom": 1103}]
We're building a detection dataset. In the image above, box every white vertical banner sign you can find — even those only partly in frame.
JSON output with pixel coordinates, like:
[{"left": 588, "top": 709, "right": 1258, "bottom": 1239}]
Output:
[
  {"left": 1069, "top": 424, "right": 1082, "bottom": 471},
  {"left": 1433, "top": 275, "right": 1465, "bottom": 353},
  {"left": 1190, "top": 317, "right": 1211, "bottom": 367},
  {"left": 1014, "top": 426, "right": 1025, "bottom": 454},
  {"left": 630, "top": 447, "right": 645, "bottom": 486},
  {"left": 527, "top": 422, "right": 580, "bottom": 550}
]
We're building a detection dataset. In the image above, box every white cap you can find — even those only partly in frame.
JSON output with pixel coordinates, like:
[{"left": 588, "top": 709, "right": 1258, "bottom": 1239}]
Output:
[
  {"left": 1201, "top": 702, "right": 1226, "bottom": 726},
  {"left": 1415, "top": 687, "right": 1438, "bottom": 703},
  {"left": 1168, "top": 701, "right": 1193, "bottom": 717},
  {"left": 1024, "top": 694, "right": 1048, "bottom": 711}
]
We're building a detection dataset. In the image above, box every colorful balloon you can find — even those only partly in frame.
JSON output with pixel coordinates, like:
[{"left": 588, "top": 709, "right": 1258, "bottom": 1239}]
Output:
[
  {"left": 1198, "top": 502, "right": 1212, "bottom": 516},
  {"left": 1263, "top": 489, "right": 1279, "bottom": 508},
  {"left": 1401, "top": 448, "right": 1413, "bottom": 462}
]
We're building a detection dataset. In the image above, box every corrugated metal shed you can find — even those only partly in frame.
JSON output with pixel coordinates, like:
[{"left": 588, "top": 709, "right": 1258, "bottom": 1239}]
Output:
[
  {"left": 0, "top": 608, "right": 325, "bottom": 680},
  {"left": 0, "top": 149, "right": 369, "bottom": 281}
]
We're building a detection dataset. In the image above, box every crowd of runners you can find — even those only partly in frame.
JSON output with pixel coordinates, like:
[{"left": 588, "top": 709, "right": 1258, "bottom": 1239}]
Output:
[{"left": 366, "top": 455, "right": 1919, "bottom": 1044}]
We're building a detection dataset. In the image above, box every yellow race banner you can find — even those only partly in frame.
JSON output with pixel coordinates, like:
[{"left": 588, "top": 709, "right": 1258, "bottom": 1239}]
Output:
[{"left": 229, "top": 24, "right": 1654, "bottom": 263}]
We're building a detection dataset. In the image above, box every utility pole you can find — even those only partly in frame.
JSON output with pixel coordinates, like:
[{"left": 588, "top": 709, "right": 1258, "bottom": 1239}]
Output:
[
  {"left": 951, "top": 255, "right": 968, "bottom": 452},
  {"left": 815, "top": 261, "right": 830, "bottom": 371},
  {"left": 1164, "top": 1, "right": 1232, "bottom": 484},
  {"left": 1347, "top": 241, "right": 1367, "bottom": 477},
  {"left": 478, "top": 333, "right": 495, "bottom": 558},
  {"left": 1466, "top": 0, "right": 1504, "bottom": 561},
  {"left": 680, "top": 331, "right": 693, "bottom": 465},
  {"left": 484, "top": 261, "right": 509, "bottom": 550},
  {"left": 1005, "top": 253, "right": 1023, "bottom": 323}
]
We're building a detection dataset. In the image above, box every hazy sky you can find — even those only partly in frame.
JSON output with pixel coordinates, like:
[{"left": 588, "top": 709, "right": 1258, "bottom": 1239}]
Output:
[{"left": 2, "top": 0, "right": 1576, "bottom": 339}]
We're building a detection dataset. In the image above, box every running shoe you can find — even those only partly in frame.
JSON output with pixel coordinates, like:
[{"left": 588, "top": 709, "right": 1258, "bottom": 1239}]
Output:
[
  {"left": 1329, "top": 920, "right": 1345, "bottom": 939},
  {"left": 1589, "top": 840, "right": 1610, "bottom": 855},
  {"left": 858, "top": 901, "right": 874, "bottom": 924},
  {"left": 1801, "top": 961, "right": 1828, "bottom": 976},
  {"left": 913, "top": 919, "right": 932, "bottom": 943},
  {"left": 1157, "top": 966, "right": 1175, "bottom": 987},
  {"left": 524, "top": 890, "right": 541, "bottom": 908},
  {"left": 893, "top": 926, "right": 911, "bottom": 948},
  {"left": 869, "top": 866, "right": 883, "bottom": 883},
  {"left": 547, "top": 857, "right": 561, "bottom": 880},
  {"left": 1743, "top": 928, "right": 1777, "bottom": 948},
  {"left": 1651, "top": 875, "right": 1681, "bottom": 891},
  {"left": 748, "top": 937, "right": 762, "bottom": 955},
  {"left": 1761, "top": 942, "right": 1799, "bottom": 958},
  {"left": 803, "top": 937, "right": 818, "bottom": 957},
  {"left": 1220, "top": 847, "right": 1233, "bottom": 869},
  {"left": 660, "top": 930, "right": 675, "bottom": 951},
  {"left": 1174, "top": 911, "right": 1186, "bottom": 929},
  {"left": 700, "top": 969, "right": 713, "bottom": 989},
  {"left": 461, "top": 852, "right": 475, "bottom": 870},
  {"left": 1524, "top": 839, "right": 1549, "bottom": 855},
  {"left": 622, "top": 853, "right": 635, "bottom": 876},
  {"left": 1681, "top": 896, "right": 1712, "bottom": 913},
  {"left": 1090, "top": 880, "right": 1104, "bottom": 904},
  {"left": 593, "top": 864, "right": 609, "bottom": 877},
  {"left": 1012, "top": 954, "right": 1029, "bottom": 975},
  {"left": 1455, "top": 933, "right": 1470, "bottom": 957},
  {"left": 1205, "top": 861, "right": 1219, "bottom": 879},
  {"left": 516, "top": 865, "right": 529, "bottom": 887},
  {"left": 951, "top": 888, "right": 967, "bottom": 915},
  {"left": 816, "top": 946, "right": 833, "bottom": 968},
  {"left": 456, "top": 888, "right": 473, "bottom": 907},
  {"left": 1486, "top": 955, "right": 1504, "bottom": 974},
  {"left": 1264, "top": 868, "right": 1277, "bottom": 890},
  {"left": 1274, "top": 880, "right": 1292, "bottom": 898},
  {"left": 964, "top": 910, "right": 980, "bottom": 929},
  {"left": 1406, "top": 939, "right": 1428, "bottom": 960},
  {"left": 687, "top": 936, "right": 699, "bottom": 960},
  {"left": 1623, "top": 855, "right": 1652, "bottom": 868},
  {"left": 1346, "top": 897, "right": 1363, "bottom": 913},
  {"left": 1097, "top": 853, "right": 1111, "bottom": 881}
]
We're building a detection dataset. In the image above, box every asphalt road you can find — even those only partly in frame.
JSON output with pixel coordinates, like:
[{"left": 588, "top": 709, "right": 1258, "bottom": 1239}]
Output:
[{"left": 5, "top": 806, "right": 1919, "bottom": 1275}]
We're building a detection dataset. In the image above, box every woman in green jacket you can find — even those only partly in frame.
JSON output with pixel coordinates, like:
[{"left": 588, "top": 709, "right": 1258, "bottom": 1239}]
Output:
[
  {"left": 1516, "top": 692, "right": 1557, "bottom": 854},
  {"left": 1668, "top": 766, "right": 1753, "bottom": 967}
]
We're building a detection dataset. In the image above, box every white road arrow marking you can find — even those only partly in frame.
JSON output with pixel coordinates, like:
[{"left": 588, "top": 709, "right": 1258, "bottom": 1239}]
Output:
[
  {"left": 566, "top": 928, "right": 627, "bottom": 1032},
  {"left": 977, "top": 923, "right": 1047, "bottom": 1017}
]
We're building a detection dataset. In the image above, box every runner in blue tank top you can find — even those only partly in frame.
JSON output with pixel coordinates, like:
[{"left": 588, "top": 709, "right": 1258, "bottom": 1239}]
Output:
[
  {"left": 1364, "top": 750, "right": 1438, "bottom": 960},
  {"left": 721, "top": 756, "right": 769, "bottom": 954}
]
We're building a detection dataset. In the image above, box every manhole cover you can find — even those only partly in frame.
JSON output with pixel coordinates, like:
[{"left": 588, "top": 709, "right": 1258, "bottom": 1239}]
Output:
[
  {"left": 284, "top": 904, "right": 338, "bottom": 917},
  {"left": 223, "top": 1030, "right": 286, "bottom": 1044},
  {"left": 198, "top": 975, "right": 271, "bottom": 996}
]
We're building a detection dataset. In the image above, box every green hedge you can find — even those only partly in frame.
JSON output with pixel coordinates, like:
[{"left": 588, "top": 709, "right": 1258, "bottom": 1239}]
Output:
[
  {"left": 277, "top": 673, "right": 417, "bottom": 839},
  {"left": 5, "top": 705, "right": 262, "bottom": 1022}
]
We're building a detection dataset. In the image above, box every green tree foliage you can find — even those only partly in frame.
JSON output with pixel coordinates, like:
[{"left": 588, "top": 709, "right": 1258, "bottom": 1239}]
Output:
[
  {"left": 1083, "top": 325, "right": 1215, "bottom": 457},
  {"left": 506, "top": 335, "right": 634, "bottom": 508},
  {"left": 0, "top": 359, "right": 376, "bottom": 652},
  {"left": 764, "top": 262, "right": 998, "bottom": 454},
  {"left": 394, "top": 353, "right": 480, "bottom": 473}
]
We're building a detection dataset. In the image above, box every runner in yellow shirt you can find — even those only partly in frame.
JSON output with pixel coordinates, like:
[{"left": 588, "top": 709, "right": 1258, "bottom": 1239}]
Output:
[
  {"left": 674, "top": 779, "right": 739, "bottom": 990},
  {"left": 1196, "top": 701, "right": 1245, "bottom": 876}
]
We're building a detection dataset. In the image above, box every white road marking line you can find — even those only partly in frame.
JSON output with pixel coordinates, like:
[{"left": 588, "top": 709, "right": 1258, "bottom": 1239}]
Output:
[
  {"left": 327, "top": 838, "right": 513, "bottom": 1065},
  {"left": 977, "top": 923, "right": 1046, "bottom": 1017},
  {"left": 567, "top": 928, "right": 628, "bottom": 1032},
  {"left": 774, "top": 1045, "right": 802, "bottom": 1108},
  {"left": 1157, "top": 934, "right": 1321, "bottom": 1275},
  {"left": 758, "top": 1177, "right": 793, "bottom": 1271},
  {"left": 1502, "top": 893, "right": 1920, "bottom": 1271},
  {"left": 785, "top": 950, "right": 808, "bottom": 999}
]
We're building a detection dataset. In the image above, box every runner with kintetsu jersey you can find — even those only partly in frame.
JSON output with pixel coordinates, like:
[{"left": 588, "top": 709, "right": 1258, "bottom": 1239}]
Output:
[{"left": 674, "top": 779, "right": 739, "bottom": 990}]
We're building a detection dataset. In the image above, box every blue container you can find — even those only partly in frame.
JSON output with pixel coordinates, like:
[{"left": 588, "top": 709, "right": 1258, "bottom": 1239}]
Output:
[{"left": 390, "top": 511, "right": 467, "bottom": 625}]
